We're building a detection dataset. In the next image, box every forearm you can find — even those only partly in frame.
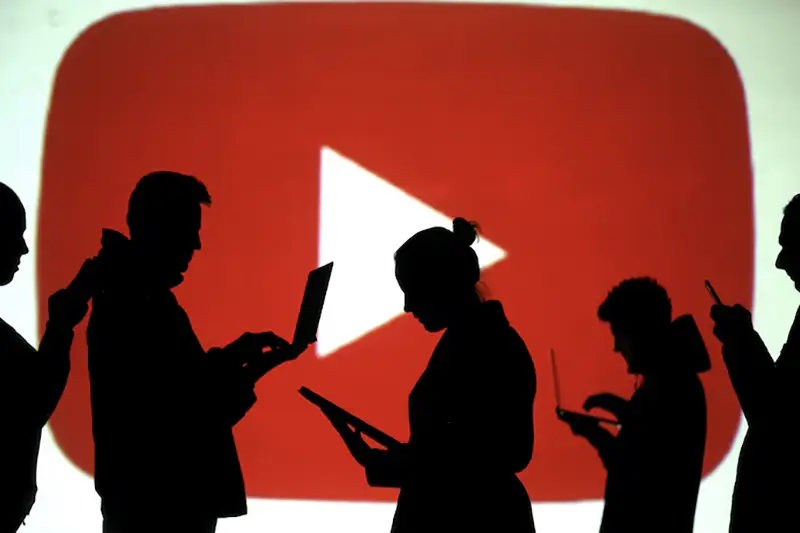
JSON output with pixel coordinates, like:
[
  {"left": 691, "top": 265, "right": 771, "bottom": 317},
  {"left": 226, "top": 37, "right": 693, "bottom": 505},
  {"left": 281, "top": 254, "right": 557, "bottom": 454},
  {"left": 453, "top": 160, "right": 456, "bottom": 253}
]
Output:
[
  {"left": 582, "top": 425, "right": 617, "bottom": 470},
  {"left": 721, "top": 330, "right": 776, "bottom": 426},
  {"left": 29, "top": 321, "right": 75, "bottom": 427},
  {"left": 204, "top": 348, "right": 258, "bottom": 425},
  {"left": 365, "top": 446, "right": 410, "bottom": 488}
]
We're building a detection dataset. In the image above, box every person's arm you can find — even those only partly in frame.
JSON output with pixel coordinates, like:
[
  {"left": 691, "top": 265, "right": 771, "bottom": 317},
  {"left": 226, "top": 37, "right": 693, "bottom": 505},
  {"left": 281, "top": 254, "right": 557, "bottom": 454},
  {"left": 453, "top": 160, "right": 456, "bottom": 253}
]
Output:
[
  {"left": 577, "top": 422, "right": 619, "bottom": 471},
  {"left": 364, "top": 445, "right": 411, "bottom": 488},
  {"left": 205, "top": 347, "right": 258, "bottom": 426},
  {"left": 27, "top": 319, "right": 75, "bottom": 429},
  {"left": 720, "top": 329, "right": 778, "bottom": 428},
  {"left": 13, "top": 282, "right": 92, "bottom": 432},
  {"left": 204, "top": 335, "right": 307, "bottom": 426}
]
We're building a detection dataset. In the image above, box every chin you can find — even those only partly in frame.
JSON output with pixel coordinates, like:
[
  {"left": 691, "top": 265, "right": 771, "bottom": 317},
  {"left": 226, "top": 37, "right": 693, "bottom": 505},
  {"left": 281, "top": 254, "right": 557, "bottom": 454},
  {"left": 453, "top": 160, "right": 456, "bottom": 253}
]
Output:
[
  {"left": 0, "top": 272, "right": 15, "bottom": 286},
  {"left": 421, "top": 321, "right": 446, "bottom": 333}
]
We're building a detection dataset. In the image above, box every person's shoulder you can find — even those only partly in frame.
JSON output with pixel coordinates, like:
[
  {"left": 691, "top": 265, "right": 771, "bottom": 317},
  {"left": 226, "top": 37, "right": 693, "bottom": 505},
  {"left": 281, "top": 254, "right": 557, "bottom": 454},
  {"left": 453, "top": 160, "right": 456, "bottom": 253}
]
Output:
[{"left": 0, "top": 318, "right": 34, "bottom": 355}]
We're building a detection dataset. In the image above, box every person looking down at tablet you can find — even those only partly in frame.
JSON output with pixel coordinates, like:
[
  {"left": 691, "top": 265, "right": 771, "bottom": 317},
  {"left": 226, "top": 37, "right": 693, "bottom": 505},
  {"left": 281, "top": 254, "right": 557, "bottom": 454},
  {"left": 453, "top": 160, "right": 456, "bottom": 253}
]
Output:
[
  {"left": 327, "top": 217, "right": 537, "bottom": 533},
  {"left": 85, "top": 171, "right": 308, "bottom": 533}
]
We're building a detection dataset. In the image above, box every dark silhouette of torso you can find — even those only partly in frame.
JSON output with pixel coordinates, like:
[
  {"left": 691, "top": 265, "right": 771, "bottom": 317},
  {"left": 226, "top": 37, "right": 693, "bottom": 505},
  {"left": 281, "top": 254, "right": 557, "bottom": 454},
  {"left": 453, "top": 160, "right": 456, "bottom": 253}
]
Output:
[
  {"left": 727, "top": 305, "right": 800, "bottom": 533},
  {"left": 600, "top": 370, "right": 707, "bottom": 533},
  {"left": 366, "top": 300, "right": 536, "bottom": 533},
  {"left": 87, "top": 231, "right": 254, "bottom": 527}
]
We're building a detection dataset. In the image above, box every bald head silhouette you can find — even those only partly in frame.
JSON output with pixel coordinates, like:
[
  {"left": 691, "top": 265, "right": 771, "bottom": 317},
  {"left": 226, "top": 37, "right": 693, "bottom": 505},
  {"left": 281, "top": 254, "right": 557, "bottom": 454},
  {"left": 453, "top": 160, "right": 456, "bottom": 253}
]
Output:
[
  {"left": 0, "top": 183, "right": 29, "bottom": 286},
  {"left": 777, "top": 193, "right": 800, "bottom": 291}
]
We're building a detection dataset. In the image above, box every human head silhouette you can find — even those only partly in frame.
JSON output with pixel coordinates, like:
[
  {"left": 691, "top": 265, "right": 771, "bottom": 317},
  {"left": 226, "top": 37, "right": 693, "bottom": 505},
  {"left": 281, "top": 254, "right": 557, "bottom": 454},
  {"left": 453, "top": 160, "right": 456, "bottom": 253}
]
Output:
[
  {"left": 598, "top": 277, "right": 672, "bottom": 375},
  {"left": 0, "top": 183, "right": 30, "bottom": 286},
  {"left": 776, "top": 193, "right": 800, "bottom": 292},
  {"left": 126, "top": 171, "right": 211, "bottom": 286},
  {"left": 394, "top": 217, "right": 482, "bottom": 332}
]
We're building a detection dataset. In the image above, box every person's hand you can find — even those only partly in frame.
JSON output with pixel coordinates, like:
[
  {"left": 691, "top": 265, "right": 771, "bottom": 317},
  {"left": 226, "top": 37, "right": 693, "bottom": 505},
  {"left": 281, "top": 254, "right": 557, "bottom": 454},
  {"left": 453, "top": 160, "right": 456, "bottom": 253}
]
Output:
[
  {"left": 583, "top": 392, "right": 629, "bottom": 420},
  {"left": 223, "top": 331, "right": 302, "bottom": 366},
  {"left": 324, "top": 408, "right": 375, "bottom": 467},
  {"left": 557, "top": 409, "right": 601, "bottom": 438},
  {"left": 66, "top": 257, "right": 102, "bottom": 299},
  {"left": 47, "top": 258, "right": 100, "bottom": 330},
  {"left": 710, "top": 303, "right": 753, "bottom": 345},
  {"left": 47, "top": 287, "right": 90, "bottom": 331}
]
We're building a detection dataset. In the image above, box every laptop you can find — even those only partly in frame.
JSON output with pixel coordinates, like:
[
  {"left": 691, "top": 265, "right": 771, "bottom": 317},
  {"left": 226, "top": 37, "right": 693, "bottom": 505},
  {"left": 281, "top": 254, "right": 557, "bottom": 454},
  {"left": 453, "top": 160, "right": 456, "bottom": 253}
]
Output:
[
  {"left": 292, "top": 262, "right": 334, "bottom": 347},
  {"left": 551, "top": 348, "right": 619, "bottom": 426}
]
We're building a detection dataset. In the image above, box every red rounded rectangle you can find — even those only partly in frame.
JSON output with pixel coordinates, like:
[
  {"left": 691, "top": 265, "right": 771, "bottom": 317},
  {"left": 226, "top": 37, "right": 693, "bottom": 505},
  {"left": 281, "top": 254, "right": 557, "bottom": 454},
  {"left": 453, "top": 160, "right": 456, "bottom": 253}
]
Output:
[{"left": 39, "top": 3, "right": 752, "bottom": 502}]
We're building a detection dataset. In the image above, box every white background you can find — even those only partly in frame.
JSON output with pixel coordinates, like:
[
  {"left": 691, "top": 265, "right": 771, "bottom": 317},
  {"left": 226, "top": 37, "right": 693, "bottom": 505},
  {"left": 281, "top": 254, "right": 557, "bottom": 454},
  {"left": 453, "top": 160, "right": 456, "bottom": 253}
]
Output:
[{"left": 1, "top": 0, "right": 799, "bottom": 531}]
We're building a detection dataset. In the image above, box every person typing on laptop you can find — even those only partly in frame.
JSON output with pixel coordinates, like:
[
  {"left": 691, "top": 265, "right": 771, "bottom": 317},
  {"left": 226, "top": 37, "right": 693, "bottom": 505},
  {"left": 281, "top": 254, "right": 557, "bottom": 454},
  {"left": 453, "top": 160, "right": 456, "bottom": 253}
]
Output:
[
  {"left": 559, "top": 278, "right": 709, "bottom": 533},
  {"left": 86, "top": 172, "right": 309, "bottom": 533}
]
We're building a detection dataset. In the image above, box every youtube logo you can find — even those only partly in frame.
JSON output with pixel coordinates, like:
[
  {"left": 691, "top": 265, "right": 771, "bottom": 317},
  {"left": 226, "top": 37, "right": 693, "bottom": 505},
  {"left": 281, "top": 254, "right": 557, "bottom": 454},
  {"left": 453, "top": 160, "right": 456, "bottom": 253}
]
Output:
[{"left": 39, "top": 4, "right": 752, "bottom": 502}]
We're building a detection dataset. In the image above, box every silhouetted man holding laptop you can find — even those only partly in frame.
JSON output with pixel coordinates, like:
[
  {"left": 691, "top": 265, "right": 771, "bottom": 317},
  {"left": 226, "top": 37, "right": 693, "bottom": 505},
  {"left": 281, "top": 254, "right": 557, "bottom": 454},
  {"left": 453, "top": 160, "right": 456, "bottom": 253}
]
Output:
[{"left": 86, "top": 172, "right": 322, "bottom": 533}]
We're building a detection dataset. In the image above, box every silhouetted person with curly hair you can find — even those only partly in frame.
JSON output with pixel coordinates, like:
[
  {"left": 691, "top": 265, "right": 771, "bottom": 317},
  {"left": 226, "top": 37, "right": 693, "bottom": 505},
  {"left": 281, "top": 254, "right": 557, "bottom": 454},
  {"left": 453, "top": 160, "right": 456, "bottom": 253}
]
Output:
[{"left": 561, "top": 277, "right": 709, "bottom": 533}]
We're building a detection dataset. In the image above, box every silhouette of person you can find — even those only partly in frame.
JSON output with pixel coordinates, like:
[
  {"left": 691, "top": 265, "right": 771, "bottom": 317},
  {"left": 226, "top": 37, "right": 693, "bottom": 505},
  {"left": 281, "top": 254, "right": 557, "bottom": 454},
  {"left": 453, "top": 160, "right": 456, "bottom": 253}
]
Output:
[
  {"left": 711, "top": 193, "right": 800, "bottom": 533},
  {"left": 325, "top": 218, "right": 537, "bottom": 533},
  {"left": 0, "top": 182, "right": 96, "bottom": 532},
  {"left": 561, "top": 277, "right": 708, "bottom": 533},
  {"left": 86, "top": 172, "right": 307, "bottom": 533}
]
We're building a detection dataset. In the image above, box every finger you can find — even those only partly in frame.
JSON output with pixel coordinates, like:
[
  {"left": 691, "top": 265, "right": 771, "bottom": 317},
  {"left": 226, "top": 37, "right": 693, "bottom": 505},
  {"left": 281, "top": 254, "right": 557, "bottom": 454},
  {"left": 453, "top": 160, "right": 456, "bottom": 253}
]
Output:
[
  {"left": 252, "top": 331, "right": 290, "bottom": 350},
  {"left": 732, "top": 304, "right": 750, "bottom": 316}
]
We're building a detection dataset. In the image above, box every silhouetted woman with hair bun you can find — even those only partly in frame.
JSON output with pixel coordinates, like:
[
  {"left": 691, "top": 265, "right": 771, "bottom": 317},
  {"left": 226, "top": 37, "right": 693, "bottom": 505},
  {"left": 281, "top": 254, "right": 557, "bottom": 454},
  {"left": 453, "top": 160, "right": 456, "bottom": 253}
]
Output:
[{"left": 331, "top": 218, "right": 537, "bottom": 533}]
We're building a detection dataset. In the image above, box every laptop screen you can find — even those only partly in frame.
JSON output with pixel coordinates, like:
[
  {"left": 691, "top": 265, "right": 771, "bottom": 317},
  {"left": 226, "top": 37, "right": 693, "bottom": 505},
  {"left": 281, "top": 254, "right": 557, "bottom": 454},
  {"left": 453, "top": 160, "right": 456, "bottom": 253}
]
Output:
[{"left": 293, "top": 262, "right": 334, "bottom": 346}]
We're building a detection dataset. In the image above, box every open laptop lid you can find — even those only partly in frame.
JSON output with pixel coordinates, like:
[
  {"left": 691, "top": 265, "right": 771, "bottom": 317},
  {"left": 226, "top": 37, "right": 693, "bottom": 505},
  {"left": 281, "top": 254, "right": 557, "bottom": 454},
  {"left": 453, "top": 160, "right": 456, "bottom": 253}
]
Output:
[
  {"left": 551, "top": 347, "right": 619, "bottom": 426},
  {"left": 293, "top": 262, "right": 334, "bottom": 346}
]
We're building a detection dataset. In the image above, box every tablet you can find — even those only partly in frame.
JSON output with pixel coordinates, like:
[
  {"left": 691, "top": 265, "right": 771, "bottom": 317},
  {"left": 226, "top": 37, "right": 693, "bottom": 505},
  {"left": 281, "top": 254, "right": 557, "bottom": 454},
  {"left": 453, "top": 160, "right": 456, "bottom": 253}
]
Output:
[
  {"left": 299, "top": 386, "right": 402, "bottom": 449},
  {"left": 293, "top": 262, "right": 333, "bottom": 347}
]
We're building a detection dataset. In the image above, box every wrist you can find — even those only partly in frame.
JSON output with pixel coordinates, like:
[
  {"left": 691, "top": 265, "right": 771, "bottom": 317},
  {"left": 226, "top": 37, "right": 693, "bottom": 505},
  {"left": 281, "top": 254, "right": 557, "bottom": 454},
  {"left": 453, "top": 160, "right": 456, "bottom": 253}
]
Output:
[{"left": 46, "top": 318, "right": 75, "bottom": 334}]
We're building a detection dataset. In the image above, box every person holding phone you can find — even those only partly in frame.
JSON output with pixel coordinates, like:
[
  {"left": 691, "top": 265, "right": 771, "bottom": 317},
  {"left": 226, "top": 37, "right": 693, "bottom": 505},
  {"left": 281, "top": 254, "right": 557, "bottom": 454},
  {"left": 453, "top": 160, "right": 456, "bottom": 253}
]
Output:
[
  {"left": 325, "top": 218, "right": 536, "bottom": 533},
  {"left": 560, "top": 277, "right": 708, "bottom": 533},
  {"left": 85, "top": 172, "right": 308, "bottom": 533},
  {"left": 0, "top": 182, "right": 98, "bottom": 532},
  {"left": 709, "top": 193, "right": 800, "bottom": 533}
]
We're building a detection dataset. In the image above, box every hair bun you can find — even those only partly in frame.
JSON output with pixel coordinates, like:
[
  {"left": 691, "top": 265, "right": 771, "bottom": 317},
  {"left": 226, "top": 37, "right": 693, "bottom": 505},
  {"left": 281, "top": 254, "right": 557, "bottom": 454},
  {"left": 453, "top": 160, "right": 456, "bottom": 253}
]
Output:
[{"left": 452, "top": 217, "right": 479, "bottom": 246}]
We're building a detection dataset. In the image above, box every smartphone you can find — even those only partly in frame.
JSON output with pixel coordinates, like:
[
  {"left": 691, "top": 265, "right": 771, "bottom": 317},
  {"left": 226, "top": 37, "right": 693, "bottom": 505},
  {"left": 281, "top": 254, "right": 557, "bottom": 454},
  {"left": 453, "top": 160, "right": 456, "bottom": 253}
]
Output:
[
  {"left": 704, "top": 280, "right": 723, "bottom": 306},
  {"left": 556, "top": 407, "right": 619, "bottom": 426}
]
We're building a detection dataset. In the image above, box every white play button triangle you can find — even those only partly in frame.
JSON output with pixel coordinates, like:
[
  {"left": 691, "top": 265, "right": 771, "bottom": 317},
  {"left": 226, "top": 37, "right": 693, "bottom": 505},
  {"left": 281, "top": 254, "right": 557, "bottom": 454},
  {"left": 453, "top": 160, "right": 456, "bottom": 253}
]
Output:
[{"left": 316, "top": 147, "right": 507, "bottom": 357}]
